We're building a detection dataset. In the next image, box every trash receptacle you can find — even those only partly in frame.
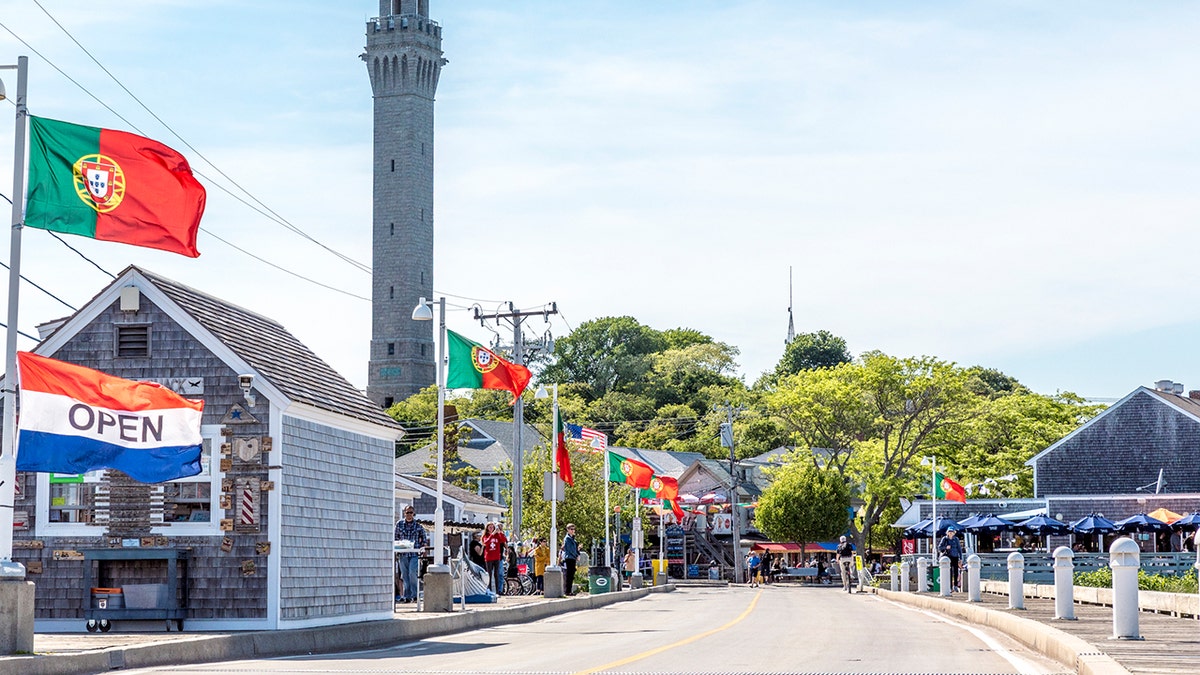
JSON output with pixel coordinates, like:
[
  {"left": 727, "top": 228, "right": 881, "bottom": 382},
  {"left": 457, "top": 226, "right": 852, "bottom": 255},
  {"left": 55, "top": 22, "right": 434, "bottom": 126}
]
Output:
[
  {"left": 708, "top": 565, "right": 720, "bottom": 580},
  {"left": 588, "top": 566, "right": 613, "bottom": 594},
  {"left": 650, "top": 559, "right": 668, "bottom": 585},
  {"left": 930, "top": 567, "right": 940, "bottom": 592}
]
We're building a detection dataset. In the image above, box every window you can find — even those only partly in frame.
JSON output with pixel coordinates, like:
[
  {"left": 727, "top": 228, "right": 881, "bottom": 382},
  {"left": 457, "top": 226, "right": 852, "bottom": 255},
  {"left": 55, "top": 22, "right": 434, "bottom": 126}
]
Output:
[
  {"left": 390, "top": 223, "right": 394, "bottom": 236},
  {"left": 420, "top": 344, "right": 426, "bottom": 356},
  {"left": 387, "top": 343, "right": 395, "bottom": 356},
  {"left": 38, "top": 426, "right": 223, "bottom": 536},
  {"left": 389, "top": 286, "right": 394, "bottom": 299},
  {"left": 384, "top": 397, "right": 394, "bottom": 408},
  {"left": 116, "top": 325, "right": 150, "bottom": 357},
  {"left": 391, "top": 159, "right": 395, "bottom": 172}
]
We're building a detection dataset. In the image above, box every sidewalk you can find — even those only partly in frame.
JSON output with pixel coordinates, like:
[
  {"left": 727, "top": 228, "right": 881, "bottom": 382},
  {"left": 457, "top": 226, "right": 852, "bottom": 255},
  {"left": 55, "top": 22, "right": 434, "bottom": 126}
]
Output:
[
  {"left": 877, "top": 586, "right": 1200, "bottom": 675},
  {"left": 2, "top": 586, "right": 670, "bottom": 675}
]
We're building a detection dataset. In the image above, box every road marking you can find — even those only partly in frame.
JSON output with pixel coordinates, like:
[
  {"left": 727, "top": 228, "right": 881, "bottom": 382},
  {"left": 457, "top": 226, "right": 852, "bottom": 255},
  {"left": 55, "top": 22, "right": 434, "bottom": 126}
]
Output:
[
  {"left": 569, "top": 590, "right": 762, "bottom": 675},
  {"left": 888, "top": 600, "right": 1056, "bottom": 674}
]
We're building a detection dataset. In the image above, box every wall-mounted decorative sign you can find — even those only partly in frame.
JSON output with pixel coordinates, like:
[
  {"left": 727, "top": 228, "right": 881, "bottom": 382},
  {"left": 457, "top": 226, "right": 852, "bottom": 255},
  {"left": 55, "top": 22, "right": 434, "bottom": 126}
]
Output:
[
  {"left": 140, "top": 537, "right": 156, "bottom": 547},
  {"left": 220, "top": 458, "right": 232, "bottom": 472},
  {"left": 260, "top": 481, "right": 274, "bottom": 492},
  {"left": 235, "top": 478, "right": 261, "bottom": 533},
  {"left": 234, "top": 437, "right": 261, "bottom": 463},
  {"left": 52, "top": 550, "right": 84, "bottom": 561},
  {"left": 219, "top": 494, "right": 232, "bottom": 510},
  {"left": 25, "top": 561, "right": 43, "bottom": 574},
  {"left": 220, "top": 519, "right": 234, "bottom": 532},
  {"left": 255, "top": 541, "right": 271, "bottom": 556},
  {"left": 221, "top": 537, "right": 234, "bottom": 553},
  {"left": 12, "top": 540, "right": 43, "bottom": 549},
  {"left": 241, "top": 560, "right": 256, "bottom": 577},
  {"left": 221, "top": 404, "right": 260, "bottom": 425}
]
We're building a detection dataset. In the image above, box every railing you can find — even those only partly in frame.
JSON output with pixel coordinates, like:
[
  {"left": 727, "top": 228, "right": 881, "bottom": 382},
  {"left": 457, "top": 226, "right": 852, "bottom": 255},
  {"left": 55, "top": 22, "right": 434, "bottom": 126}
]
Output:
[
  {"left": 902, "top": 551, "right": 1198, "bottom": 582},
  {"left": 369, "top": 14, "right": 441, "bottom": 36}
]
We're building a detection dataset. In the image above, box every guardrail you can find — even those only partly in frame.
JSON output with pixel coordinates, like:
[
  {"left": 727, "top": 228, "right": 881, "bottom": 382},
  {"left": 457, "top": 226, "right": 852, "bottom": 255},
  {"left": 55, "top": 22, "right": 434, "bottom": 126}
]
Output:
[{"left": 902, "top": 551, "right": 1198, "bottom": 582}]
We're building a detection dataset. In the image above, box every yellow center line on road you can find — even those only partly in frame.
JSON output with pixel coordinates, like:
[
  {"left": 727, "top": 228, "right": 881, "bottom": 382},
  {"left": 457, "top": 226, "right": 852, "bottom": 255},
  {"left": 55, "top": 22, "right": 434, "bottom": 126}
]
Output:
[{"left": 570, "top": 590, "right": 763, "bottom": 675}]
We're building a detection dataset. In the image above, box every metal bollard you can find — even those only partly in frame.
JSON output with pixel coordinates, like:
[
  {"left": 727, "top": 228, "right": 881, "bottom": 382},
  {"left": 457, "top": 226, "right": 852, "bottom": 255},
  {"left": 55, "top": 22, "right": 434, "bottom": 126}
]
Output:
[
  {"left": 900, "top": 560, "right": 911, "bottom": 592},
  {"left": 1052, "top": 546, "right": 1075, "bottom": 620},
  {"left": 966, "top": 554, "right": 981, "bottom": 602},
  {"left": 890, "top": 562, "right": 899, "bottom": 592},
  {"left": 916, "top": 557, "right": 929, "bottom": 593},
  {"left": 1007, "top": 551, "right": 1024, "bottom": 609},
  {"left": 939, "top": 555, "right": 952, "bottom": 596},
  {"left": 1110, "top": 538, "right": 1142, "bottom": 639}
]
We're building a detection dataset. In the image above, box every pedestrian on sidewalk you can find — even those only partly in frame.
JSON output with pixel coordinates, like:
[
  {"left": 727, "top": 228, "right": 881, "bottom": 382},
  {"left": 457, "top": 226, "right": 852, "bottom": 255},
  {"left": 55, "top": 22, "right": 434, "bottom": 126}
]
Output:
[
  {"left": 561, "top": 524, "right": 579, "bottom": 595},
  {"left": 937, "top": 528, "right": 963, "bottom": 592},
  {"left": 532, "top": 537, "right": 550, "bottom": 593},
  {"left": 482, "top": 522, "right": 507, "bottom": 593},
  {"left": 394, "top": 506, "right": 428, "bottom": 604},
  {"left": 747, "top": 551, "right": 762, "bottom": 587},
  {"left": 835, "top": 536, "right": 855, "bottom": 593}
]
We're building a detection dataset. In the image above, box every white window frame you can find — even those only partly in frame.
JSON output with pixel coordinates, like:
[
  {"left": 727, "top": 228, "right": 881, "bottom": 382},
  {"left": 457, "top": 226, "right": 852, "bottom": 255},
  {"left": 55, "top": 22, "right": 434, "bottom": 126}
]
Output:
[{"left": 35, "top": 424, "right": 224, "bottom": 537}]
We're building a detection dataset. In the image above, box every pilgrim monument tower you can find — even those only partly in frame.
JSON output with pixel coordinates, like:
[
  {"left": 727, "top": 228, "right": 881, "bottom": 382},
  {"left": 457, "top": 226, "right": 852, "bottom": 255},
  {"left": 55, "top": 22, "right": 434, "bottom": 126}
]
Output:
[{"left": 362, "top": 1, "right": 445, "bottom": 407}]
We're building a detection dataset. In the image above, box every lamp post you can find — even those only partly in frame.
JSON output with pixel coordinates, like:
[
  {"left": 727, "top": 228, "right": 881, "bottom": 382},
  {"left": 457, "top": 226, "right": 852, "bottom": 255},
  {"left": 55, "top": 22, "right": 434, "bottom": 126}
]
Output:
[
  {"left": 921, "top": 456, "right": 937, "bottom": 559},
  {"left": 412, "top": 296, "right": 452, "bottom": 611},
  {"left": 535, "top": 383, "right": 564, "bottom": 597}
]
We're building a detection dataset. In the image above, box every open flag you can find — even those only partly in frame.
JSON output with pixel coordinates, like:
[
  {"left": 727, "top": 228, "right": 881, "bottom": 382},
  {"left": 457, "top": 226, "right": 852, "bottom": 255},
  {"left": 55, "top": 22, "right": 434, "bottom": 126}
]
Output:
[
  {"left": 445, "top": 330, "right": 532, "bottom": 404},
  {"left": 565, "top": 423, "right": 606, "bottom": 451},
  {"left": 607, "top": 451, "right": 653, "bottom": 489},
  {"left": 640, "top": 476, "right": 682, "bottom": 519},
  {"left": 15, "top": 352, "right": 204, "bottom": 483},
  {"left": 554, "top": 407, "right": 574, "bottom": 486},
  {"left": 25, "top": 116, "right": 205, "bottom": 257},
  {"left": 935, "top": 472, "right": 967, "bottom": 503}
]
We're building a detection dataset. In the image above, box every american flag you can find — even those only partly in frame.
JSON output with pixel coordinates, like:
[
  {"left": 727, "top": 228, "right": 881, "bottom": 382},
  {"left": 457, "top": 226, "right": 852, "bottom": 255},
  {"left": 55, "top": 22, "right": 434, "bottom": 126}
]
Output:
[{"left": 565, "top": 423, "right": 607, "bottom": 452}]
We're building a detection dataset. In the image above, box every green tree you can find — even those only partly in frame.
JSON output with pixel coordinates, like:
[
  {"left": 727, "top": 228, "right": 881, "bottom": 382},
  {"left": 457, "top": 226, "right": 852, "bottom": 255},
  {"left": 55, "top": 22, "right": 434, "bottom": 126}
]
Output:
[
  {"left": 519, "top": 443, "right": 626, "bottom": 557},
  {"left": 538, "top": 317, "right": 666, "bottom": 401},
  {"left": 773, "top": 330, "right": 852, "bottom": 379},
  {"left": 755, "top": 459, "right": 851, "bottom": 552}
]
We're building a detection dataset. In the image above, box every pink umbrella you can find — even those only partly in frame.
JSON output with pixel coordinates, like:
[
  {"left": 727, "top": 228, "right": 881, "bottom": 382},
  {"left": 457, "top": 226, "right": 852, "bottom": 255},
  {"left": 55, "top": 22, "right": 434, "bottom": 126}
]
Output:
[
  {"left": 701, "top": 492, "right": 727, "bottom": 504},
  {"left": 678, "top": 493, "right": 700, "bottom": 504}
]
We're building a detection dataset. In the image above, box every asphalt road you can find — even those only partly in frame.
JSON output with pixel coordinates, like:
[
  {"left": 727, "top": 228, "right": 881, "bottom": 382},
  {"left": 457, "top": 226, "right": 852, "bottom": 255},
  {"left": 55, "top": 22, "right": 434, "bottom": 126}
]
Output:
[{"left": 123, "top": 585, "right": 1070, "bottom": 674}]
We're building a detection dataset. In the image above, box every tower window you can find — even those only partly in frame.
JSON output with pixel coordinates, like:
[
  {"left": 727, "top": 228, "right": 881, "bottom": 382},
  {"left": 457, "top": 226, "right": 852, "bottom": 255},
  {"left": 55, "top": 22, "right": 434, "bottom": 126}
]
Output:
[
  {"left": 421, "top": 208, "right": 425, "bottom": 222},
  {"left": 390, "top": 286, "right": 394, "bottom": 299},
  {"left": 390, "top": 223, "right": 394, "bottom": 236},
  {"left": 421, "top": 272, "right": 425, "bottom": 284},
  {"left": 421, "top": 142, "right": 425, "bottom": 156},
  {"left": 391, "top": 159, "right": 395, "bottom": 172},
  {"left": 387, "top": 343, "right": 395, "bottom": 356},
  {"left": 384, "top": 397, "right": 394, "bottom": 408},
  {"left": 421, "top": 344, "right": 426, "bottom": 356}
]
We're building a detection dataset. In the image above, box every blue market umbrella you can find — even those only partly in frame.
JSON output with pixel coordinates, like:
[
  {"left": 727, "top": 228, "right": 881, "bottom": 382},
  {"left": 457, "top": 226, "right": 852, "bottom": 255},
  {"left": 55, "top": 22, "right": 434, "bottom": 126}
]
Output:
[
  {"left": 956, "top": 514, "right": 984, "bottom": 529},
  {"left": 903, "top": 518, "right": 932, "bottom": 539},
  {"left": 1015, "top": 514, "right": 1070, "bottom": 536},
  {"left": 963, "top": 513, "right": 1017, "bottom": 534},
  {"left": 914, "top": 517, "right": 965, "bottom": 537},
  {"left": 1069, "top": 513, "right": 1117, "bottom": 535},
  {"left": 1113, "top": 513, "right": 1170, "bottom": 534},
  {"left": 1169, "top": 512, "right": 1200, "bottom": 532}
]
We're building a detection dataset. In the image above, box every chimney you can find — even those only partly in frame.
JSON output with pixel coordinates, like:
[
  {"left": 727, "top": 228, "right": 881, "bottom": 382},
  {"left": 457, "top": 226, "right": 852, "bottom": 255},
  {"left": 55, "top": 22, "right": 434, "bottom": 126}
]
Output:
[
  {"left": 1189, "top": 390, "right": 1200, "bottom": 400},
  {"left": 1155, "top": 379, "right": 1173, "bottom": 392},
  {"left": 1174, "top": 382, "right": 1185, "bottom": 395}
]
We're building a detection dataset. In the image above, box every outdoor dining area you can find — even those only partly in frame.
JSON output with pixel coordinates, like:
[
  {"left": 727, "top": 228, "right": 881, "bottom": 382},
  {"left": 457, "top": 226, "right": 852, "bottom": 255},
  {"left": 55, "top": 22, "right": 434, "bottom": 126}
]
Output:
[{"left": 900, "top": 508, "right": 1200, "bottom": 581}]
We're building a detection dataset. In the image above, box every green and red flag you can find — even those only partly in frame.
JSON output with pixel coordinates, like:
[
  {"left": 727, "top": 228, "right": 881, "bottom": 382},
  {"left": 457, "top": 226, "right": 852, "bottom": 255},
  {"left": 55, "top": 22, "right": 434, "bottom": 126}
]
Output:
[
  {"left": 25, "top": 116, "right": 205, "bottom": 257},
  {"left": 638, "top": 475, "right": 679, "bottom": 502},
  {"left": 445, "top": 330, "right": 532, "bottom": 404},
  {"left": 935, "top": 472, "right": 967, "bottom": 503},
  {"left": 607, "top": 451, "right": 653, "bottom": 489},
  {"left": 554, "top": 406, "right": 574, "bottom": 486}
]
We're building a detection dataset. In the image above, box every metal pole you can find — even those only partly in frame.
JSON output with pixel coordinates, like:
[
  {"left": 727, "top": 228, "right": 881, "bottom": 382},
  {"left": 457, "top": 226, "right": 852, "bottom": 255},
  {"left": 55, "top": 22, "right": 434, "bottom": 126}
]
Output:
[
  {"left": 549, "top": 384, "right": 558, "bottom": 565},
  {"left": 930, "top": 457, "right": 937, "bottom": 559},
  {"left": 604, "top": 450, "right": 611, "bottom": 568},
  {"left": 511, "top": 312, "right": 523, "bottom": 540},
  {"left": 433, "top": 297, "right": 446, "bottom": 567},
  {"left": 727, "top": 406, "right": 742, "bottom": 584},
  {"left": 1, "top": 56, "right": 29, "bottom": 570}
]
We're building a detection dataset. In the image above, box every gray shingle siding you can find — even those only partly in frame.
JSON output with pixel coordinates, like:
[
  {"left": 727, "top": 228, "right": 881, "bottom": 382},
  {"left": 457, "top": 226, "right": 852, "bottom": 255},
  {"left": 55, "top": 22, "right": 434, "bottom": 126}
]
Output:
[
  {"left": 279, "top": 417, "right": 393, "bottom": 619},
  {"left": 1033, "top": 391, "right": 1200, "bottom": 497}
]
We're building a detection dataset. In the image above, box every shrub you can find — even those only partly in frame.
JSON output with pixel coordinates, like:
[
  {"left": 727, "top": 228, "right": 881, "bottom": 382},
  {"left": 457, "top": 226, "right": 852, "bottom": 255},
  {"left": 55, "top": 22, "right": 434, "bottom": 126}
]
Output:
[{"left": 1073, "top": 567, "right": 1197, "bottom": 594}]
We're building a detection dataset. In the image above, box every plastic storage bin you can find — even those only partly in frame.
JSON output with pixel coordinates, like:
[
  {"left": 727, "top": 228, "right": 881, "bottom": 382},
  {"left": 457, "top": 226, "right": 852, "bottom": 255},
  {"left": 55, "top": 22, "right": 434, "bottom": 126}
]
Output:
[{"left": 122, "top": 583, "right": 169, "bottom": 609}]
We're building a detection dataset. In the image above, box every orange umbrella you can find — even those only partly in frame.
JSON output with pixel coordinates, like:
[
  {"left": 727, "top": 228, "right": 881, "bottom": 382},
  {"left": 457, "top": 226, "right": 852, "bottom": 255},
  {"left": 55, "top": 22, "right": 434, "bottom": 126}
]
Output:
[{"left": 1147, "top": 507, "right": 1182, "bottom": 524}]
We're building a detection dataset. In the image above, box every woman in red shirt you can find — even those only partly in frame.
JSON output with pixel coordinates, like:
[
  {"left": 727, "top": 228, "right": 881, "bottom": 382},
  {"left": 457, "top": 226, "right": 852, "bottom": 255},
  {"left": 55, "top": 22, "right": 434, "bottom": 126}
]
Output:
[{"left": 482, "top": 522, "right": 508, "bottom": 593}]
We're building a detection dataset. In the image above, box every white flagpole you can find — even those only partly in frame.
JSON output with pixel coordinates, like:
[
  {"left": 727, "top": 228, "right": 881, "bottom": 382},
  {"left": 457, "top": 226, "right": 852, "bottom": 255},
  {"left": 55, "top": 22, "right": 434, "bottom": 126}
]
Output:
[
  {"left": 1, "top": 56, "right": 29, "bottom": 574},
  {"left": 548, "top": 384, "right": 558, "bottom": 565},
  {"left": 930, "top": 457, "right": 938, "bottom": 558},
  {"left": 604, "top": 450, "right": 611, "bottom": 569}
]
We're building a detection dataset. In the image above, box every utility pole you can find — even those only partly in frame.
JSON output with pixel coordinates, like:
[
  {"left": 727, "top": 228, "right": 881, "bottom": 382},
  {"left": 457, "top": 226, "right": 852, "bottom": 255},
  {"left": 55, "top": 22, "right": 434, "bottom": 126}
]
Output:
[
  {"left": 718, "top": 402, "right": 745, "bottom": 583},
  {"left": 473, "top": 302, "right": 557, "bottom": 540}
]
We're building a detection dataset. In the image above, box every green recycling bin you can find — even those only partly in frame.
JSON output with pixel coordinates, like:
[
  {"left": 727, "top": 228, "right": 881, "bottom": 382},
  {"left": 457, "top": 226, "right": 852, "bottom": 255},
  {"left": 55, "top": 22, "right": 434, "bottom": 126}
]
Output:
[
  {"left": 930, "top": 566, "right": 940, "bottom": 592},
  {"left": 588, "top": 566, "right": 612, "bottom": 594}
]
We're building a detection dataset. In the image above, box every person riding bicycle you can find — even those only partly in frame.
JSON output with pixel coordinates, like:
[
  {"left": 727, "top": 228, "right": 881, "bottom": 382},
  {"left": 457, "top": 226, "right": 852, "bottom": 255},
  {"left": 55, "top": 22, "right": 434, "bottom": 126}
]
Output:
[{"left": 835, "top": 535, "right": 856, "bottom": 593}]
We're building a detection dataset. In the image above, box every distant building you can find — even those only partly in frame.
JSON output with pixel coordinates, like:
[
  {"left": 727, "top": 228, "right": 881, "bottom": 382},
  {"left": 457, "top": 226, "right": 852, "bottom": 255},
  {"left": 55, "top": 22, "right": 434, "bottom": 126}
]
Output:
[{"left": 394, "top": 419, "right": 545, "bottom": 506}]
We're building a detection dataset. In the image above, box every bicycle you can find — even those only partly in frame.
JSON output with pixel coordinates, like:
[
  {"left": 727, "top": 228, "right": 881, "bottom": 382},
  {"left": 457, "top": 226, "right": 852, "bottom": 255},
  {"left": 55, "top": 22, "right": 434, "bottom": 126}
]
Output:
[{"left": 504, "top": 572, "right": 535, "bottom": 595}]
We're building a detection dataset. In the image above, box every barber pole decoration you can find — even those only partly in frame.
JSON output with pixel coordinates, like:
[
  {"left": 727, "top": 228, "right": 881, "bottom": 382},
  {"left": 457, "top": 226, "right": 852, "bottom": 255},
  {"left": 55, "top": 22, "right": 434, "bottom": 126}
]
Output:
[{"left": 236, "top": 477, "right": 260, "bottom": 532}]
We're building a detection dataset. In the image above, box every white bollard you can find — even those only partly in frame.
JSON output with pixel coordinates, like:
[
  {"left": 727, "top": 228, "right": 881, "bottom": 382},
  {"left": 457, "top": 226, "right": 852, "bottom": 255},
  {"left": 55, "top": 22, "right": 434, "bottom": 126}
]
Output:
[
  {"left": 939, "top": 555, "right": 952, "bottom": 596},
  {"left": 890, "top": 562, "right": 899, "bottom": 592},
  {"left": 1052, "top": 546, "right": 1076, "bottom": 620},
  {"left": 916, "top": 557, "right": 929, "bottom": 593},
  {"left": 1007, "top": 551, "right": 1024, "bottom": 609},
  {"left": 966, "top": 554, "right": 981, "bottom": 602},
  {"left": 900, "top": 560, "right": 911, "bottom": 592},
  {"left": 1110, "top": 537, "right": 1142, "bottom": 639}
]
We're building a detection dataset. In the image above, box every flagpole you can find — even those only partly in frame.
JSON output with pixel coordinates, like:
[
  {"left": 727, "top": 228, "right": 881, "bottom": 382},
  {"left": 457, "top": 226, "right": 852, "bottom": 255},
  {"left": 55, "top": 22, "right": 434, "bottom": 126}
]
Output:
[
  {"left": 604, "top": 450, "right": 611, "bottom": 569},
  {"left": 1, "top": 56, "right": 29, "bottom": 575},
  {"left": 930, "top": 457, "right": 937, "bottom": 558},
  {"left": 548, "top": 384, "right": 559, "bottom": 566}
]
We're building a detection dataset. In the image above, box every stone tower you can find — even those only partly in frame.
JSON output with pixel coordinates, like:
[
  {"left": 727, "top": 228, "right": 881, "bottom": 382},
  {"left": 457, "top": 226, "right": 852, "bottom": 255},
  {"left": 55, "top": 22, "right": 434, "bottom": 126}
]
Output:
[{"left": 362, "top": 0, "right": 445, "bottom": 407}]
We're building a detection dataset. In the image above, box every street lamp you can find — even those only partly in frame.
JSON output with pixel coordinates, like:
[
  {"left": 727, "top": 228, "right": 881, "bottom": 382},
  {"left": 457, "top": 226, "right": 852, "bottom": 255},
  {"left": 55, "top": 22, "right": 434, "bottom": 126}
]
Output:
[
  {"left": 412, "top": 296, "right": 452, "bottom": 611},
  {"left": 921, "top": 456, "right": 937, "bottom": 556},
  {"left": 534, "top": 383, "right": 565, "bottom": 597}
]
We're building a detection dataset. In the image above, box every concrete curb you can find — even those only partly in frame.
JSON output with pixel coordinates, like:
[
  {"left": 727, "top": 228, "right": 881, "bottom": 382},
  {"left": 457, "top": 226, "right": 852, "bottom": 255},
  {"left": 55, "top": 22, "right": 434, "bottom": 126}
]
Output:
[
  {"left": 1, "top": 585, "right": 674, "bottom": 675},
  {"left": 875, "top": 589, "right": 1130, "bottom": 675}
]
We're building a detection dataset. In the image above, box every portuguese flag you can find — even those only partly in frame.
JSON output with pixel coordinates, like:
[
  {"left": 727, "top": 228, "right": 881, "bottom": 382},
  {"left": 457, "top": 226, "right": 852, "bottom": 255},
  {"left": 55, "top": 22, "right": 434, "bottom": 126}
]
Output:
[
  {"left": 554, "top": 406, "right": 574, "bottom": 486},
  {"left": 638, "top": 475, "right": 679, "bottom": 502},
  {"left": 25, "top": 116, "right": 205, "bottom": 257},
  {"left": 607, "top": 451, "right": 653, "bottom": 489},
  {"left": 445, "top": 330, "right": 532, "bottom": 404},
  {"left": 935, "top": 472, "right": 967, "bottom": 503}
]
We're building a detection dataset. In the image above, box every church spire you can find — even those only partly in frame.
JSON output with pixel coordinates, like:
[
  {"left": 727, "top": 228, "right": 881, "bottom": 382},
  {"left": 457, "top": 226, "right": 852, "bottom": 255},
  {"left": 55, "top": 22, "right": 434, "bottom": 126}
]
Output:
[{"left": 785, "top": 266, "right": 795, "bottom": 345}]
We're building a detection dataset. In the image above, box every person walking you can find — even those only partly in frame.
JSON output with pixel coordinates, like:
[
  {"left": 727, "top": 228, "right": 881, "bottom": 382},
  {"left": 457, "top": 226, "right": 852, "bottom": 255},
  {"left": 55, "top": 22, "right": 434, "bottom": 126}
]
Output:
[
  {"left": 468, "top": 531, "right": 486, "bottom": 570},
  {"left": 835, "top": 535, "right": 856, "bottom": 593},
  {"left": 482, "top": 522, "right": 508, "bottom": 593},
  {"left": 747, "top": 551, "right": 762, "bottom": 587},
  {"left": 532, "top": 537, "right": 550, "bottom": 593},
  {"left": 393, "top": 506, "right": 428, "bottom": 604},
  {"left": 937, "top": 528, "right": 963, "bottom": 592},
  {"left": 561, "top": 523, "right": 580, "bottom": 595}
]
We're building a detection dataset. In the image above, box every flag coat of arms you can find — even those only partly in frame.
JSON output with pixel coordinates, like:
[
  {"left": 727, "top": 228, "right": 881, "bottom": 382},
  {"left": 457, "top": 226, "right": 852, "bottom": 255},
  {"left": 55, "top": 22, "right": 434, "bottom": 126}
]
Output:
[
  {"left": 639, "top": 475, "right": 682, "bottom": 518},
  {"left": 25, "top": 116, "right": 205, "bottom": 257},
  {"left": 15, "top": 352, "right": 205, "bottom": 483},
  {"left": 935, "top": 472, "right": 968, "bottom": 503},
  {"left": 607, "top": 451, "right": 654, "bottom": 489},
  {"left": 445, "top": 330, "right": 532, "bottom": 404}
]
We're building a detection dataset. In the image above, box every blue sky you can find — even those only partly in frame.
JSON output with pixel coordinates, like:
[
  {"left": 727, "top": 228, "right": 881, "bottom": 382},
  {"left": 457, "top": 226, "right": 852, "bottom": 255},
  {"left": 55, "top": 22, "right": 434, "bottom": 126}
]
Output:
[{"left": 2, "top": 1, "right": 1199, "bottom": 402}]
